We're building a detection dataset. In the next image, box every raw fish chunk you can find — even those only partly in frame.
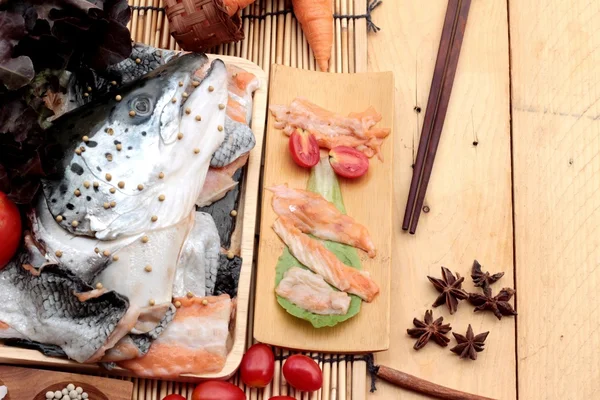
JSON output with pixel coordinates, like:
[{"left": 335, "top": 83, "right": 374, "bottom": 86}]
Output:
[
  {"left": 276, "top": 267, "right": 351, "bottom": 315},
  {"left": 118, "top": 295, "right": 233, "bottom": 378},
  {"left": 273, "top": 217, "right": 379, "bottom": 302},
  {"left": 268, "top": 184, "right": 376, "bottom": 257}
]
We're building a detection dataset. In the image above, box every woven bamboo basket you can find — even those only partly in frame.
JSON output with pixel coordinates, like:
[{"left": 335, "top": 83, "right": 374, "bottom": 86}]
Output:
[{"left": 165, "top": 0, "right": 244, "bottom": 51}]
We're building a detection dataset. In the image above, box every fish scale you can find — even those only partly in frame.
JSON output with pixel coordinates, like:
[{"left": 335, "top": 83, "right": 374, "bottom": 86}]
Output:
[{"left": 0, "top": 247, "right": 129, "bottom": 363}]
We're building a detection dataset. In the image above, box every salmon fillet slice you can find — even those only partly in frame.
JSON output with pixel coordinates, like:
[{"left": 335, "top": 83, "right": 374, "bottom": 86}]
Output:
[
  {"left": 268, "top": 184, "right": 376, "bottom": 257},
  {"left": 269, "top": 98, "right": 390, "bottom": 159},
  {"left": 273, "top": 217, "right": 379, "bottom": 302},
  {"left": 276, "top": 267, "right": 351, "bottom": 315},
  {"left": 118, "top": 295, "right": 232, "bottom": 378}
]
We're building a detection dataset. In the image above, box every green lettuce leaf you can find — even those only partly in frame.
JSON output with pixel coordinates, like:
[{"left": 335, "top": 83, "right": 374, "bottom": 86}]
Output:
[{"left": 275, "top": 157, "right": 362, "bottom": 328}]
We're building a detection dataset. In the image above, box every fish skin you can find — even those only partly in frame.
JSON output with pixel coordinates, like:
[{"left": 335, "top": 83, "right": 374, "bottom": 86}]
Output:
[
  {"left": 93, "top": 211, "right": 196, "bottom": 308},
  {"left": 173, "top": 212, "right": 221, "bottom": 298},
  {"left": 29, "top": 197, "right": 143, "bottom": 283},
  {"left": 199, "top": 167, "right": 244, "bottom": 251},
  {"left": 0, "top": 245, "right": 130, "bottom": 363},
  {"left": 214, "top": 254, "right": 242, "bottom": 298},
  {"left": 210, "top": 116, "right": 256, "bottom": 167},
  {"left": 42, "top": 54, "right": 229, "bottom": 240}
]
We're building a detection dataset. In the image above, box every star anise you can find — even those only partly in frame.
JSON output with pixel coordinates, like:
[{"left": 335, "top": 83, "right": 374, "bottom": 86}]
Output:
[
  {"left": 468, "top": 286, "right": 517, "bottom": 320},
  {"left": 450, "top": 324, "right": 489, "bottom": 360},
  {"left": 427, "top": 267, "right": 468, "bottom": 314},
  {"left": 471, "top": 260, "right": 504, "bottom": 289},
  {"left": 407, "top": 309, "right": 452, "bottom": 350}
]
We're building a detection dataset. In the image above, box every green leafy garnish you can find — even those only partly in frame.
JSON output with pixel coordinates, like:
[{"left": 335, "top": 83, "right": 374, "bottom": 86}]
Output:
[{"left": 274, "top": 158, "right": 362, "bottom": 328}]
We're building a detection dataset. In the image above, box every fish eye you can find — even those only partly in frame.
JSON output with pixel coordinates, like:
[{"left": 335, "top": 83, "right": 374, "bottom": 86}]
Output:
[{"left": 131, "top": 96, "right": 153, "bottom": 117}]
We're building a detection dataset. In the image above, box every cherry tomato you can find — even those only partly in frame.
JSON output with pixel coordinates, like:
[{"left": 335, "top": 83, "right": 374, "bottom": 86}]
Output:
[
  {"left": 0, "top": 192, "right": 21, "bottom": 270},
  {"left": 162, "top": 395, "right": 186, "bottom": 400},
  {"left": 240, "top": 343, "right": 275, "bottom": 388},
  {"left": 269, "top": 397, "right": 296, "bottom": 400},
  {"left": 282, "top": 355, "right": 322, "bottom": 392},
  {"left": 328, "top": 146, "right": 369, "bottom": 179},
  {"left": 289, "top": 128, "right": 320, "bottom": 168},
  {"left": 191, "top": 381, "right": 245, "bottom": 400}
]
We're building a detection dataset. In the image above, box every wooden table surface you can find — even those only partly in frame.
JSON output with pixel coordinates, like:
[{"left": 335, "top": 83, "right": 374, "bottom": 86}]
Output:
[{"left": 366, "top": 1, "right": 600, "bottom": 399}]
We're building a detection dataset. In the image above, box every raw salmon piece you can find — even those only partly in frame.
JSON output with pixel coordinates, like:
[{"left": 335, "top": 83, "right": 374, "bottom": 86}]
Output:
[
  {"left": 118, "top": 295, "right": 233, "bottom": 378},
  {"left": 267, "top": 185, "right": 376, "bottom": 257},
  {"left": 273, "top": 217, "right": 379, "bottom": 302},
  {"left": 269, "top": 98, "right": 390, "bottom": 159},
  {"left": 276, "top": 267, "right": 351, "bottom": 315},
  {"left": 197, "top": 153, "right": 249, "bottom": 207}
]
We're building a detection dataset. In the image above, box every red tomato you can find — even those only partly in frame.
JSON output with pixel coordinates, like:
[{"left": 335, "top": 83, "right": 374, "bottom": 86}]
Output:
[
  {"left": 269, "top": 397, "right": 296, "bottom": 400},
  {"left": 282, "top": 355, "right": 322, "bottom": 392},
  {"left": 328, "top": 146, "right": 369, "bottom": 179},
  {"left": 191, "top": 381, "right": 245, "bottom": 400},
  {"left": 240, "top": 343, "right": 275, "bottom": 388},
  {"left": 289, "top": 128, "right": 320, "bottom": 168},
  {"left": 0, "top": 192, "right": 21, "bottom": 270},
  {"left": 162, "top": 395, "right": 186, "bottom": 400}
]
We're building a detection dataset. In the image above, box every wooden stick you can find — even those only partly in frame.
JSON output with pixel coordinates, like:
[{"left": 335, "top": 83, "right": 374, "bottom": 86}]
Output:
[
  {"left": 331, "top": 356, "right": 338, "bottom": 400},
  {"left": 322, "top": 356, "right": 331, "bottom": 400},
  {"left": 262, "top": 0, "right": 273, "bottom": 75},
  {"left": 273, "top": 347, "right": 281, "bottom": 396},
  {"left": 347, "top": 0, "right": 355, "bottom": 73},
  {"left": 404, "top": 0, "right": 472, "bottom": 234},
  {"left": 160, "top": 8, "right": 170, "bottom": 49},
  {"left": 132, "top": 378, "right": 139, "bottom": 400},
  {"left": 291, "top": 16, "right": 297, "bottom": 68},
  {"left": 130, "top": 0, "right": 140, "bottom": 43},
  {"left": 352, "top": 360, "right": 365, "bottom": 400},
  {"left": 340, "top": 0, "right": 348, "bottom": 73},
  {"left": 258, "top": 3, "right": 266, "bottom": 68},
  {"left": 281, "top": 349, "right": 290, "bottom": 395},
  {"left": 346, "top": 359, "right": 352, "bottom": 400},
  {"left": 137, "top": 0, "right": 147, "bottom": 43},
  {"left": 241, "top": 5, "right": 250, "bottom": 59},
  {"left": 338, "top": 356, "right": 346, "bottom": 400},
  {"left": 144, "top": 0, "right": 153, "bottom": 45},
  {"left": 276, "top": 0, "right": 285, "bottom": 65},
  {"left": 154, "top": 0, "right": 164, "bottom": 47},
  {"left": 335, "top": 0, "right": 342, "bottom": 73},
  {"left": 252, "top": 2, "right": 261, "bottom": 64},
  {"left": 283, "top": 6, "right": 292, "bottom": 66},
  {"left": 353, "top": 0, "right": 366, "bottom": 72},
  {"left": 376, "top": 365, "right": 495, "bottom": 400}
]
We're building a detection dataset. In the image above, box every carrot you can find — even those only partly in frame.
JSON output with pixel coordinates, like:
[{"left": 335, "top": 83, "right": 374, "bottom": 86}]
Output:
[
  {"left": 223, "top": 0, "right": 256, "bottom": 16},
  {"left": 292, "top": 0, "right": 333, "bottom": 72}
]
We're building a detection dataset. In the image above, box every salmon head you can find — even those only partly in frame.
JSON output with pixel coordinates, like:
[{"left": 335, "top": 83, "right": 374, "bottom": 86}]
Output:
[{"left": 41, "top": 53, "right": 229, "bottom": 239}]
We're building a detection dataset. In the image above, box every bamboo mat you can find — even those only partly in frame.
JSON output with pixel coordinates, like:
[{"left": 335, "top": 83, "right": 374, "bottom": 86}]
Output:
[{"left": 118, "top": 1, "right": 375, "bottom": 399}]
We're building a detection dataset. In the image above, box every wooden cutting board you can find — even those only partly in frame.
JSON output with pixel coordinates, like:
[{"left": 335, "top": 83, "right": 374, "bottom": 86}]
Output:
[
  {"left": 0, "top": 365, "right": 132, "bottom": 399},
  {"left": 254, "top": 64, "right": 393, "bottom": 352}
]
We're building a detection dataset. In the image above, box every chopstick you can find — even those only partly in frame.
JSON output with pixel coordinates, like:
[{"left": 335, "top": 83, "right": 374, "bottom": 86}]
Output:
[{"left": 401, "top": 0, "right": 471, "bottom": 234}]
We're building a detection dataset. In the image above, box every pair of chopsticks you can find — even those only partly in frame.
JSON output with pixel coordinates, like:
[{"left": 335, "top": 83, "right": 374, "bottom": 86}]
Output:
[{"left": 402, "top": 0, "right": 472, "bottom": 234}]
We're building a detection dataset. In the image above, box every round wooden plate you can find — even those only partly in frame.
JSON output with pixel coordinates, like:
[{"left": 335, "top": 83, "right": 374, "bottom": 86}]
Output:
[{"left": 34, "top": 382, "right": 108, "bottom": 400}]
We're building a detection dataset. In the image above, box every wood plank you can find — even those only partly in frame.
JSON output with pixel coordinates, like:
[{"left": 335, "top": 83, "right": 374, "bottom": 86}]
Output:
[
  {"left": 367, "top": 0, "right": 514, "bottom": 399},
  {"left": 0, "top": 365, "right": 132, "bottom": 400},
  {"left": 254, "top": 65, "right": 393, "bottom": 352},
  {"left": 509, "top": 1, "right": 600, "bottom": 399}
]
